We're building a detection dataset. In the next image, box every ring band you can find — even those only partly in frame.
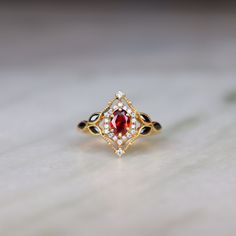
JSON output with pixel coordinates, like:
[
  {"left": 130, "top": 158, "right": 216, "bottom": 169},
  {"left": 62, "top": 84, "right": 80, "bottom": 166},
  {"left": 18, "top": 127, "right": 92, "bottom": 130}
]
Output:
[{"left": 78, "top": 91, "right": 162, "bottom": 157}]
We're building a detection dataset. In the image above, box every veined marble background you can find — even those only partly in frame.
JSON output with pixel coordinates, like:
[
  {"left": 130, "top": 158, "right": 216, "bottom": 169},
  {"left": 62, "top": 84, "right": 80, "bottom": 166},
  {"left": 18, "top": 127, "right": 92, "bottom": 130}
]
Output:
[{"left": 0, "top": 4, "right": 236, "bottom": 236}]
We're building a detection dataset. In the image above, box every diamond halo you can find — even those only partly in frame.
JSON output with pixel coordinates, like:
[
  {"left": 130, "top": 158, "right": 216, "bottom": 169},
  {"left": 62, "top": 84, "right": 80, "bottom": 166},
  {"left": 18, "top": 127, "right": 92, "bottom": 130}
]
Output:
[{"left": 99, "top": 91, "right": 139, "bottom": 156}]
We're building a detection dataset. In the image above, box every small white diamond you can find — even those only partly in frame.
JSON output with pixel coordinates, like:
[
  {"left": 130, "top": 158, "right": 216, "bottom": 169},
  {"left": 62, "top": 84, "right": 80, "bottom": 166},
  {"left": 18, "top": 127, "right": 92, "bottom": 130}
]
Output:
[
  {"left": 104, "top": 124, "right": 109, "bottom": 129},
  {"left": 108, "top": 133, "right": 114, "bottom": 138},
  {"left": 113, "top": 105, "right": 118, "bottom": 110},
  {"left": 131, "top": 112, "right": 136, "bottom": 117},
  {"left": 116, "top": 91, "right": 125, "bottom": 99},
  {"left": 127, "top": 109, "right": 132, "bottom": 114},
  {"left": 104, "top": 118, "right": 109, "bottom": 123},
  {"left": 116, "top": 148, "right": 124, "bottom": 157},
  {"left": 113, "top": 136, "right": 118, "bottom": 141},
  {"left": 118, "top": 102, "right": 123, "bottom": 107},
  {"left": 104, "top": 129, "right": 109, "bottom": 134},
  {"left": 127, "top": 133, "right": 132, "bottom": 139},
  {"left": 123, "top": 106, "right": 127, "bottom": 111},
  {"left": 131, "top": 124, "right": 136, "bottom": 129},
  {"left": 131, "top": 129, "right": 136, "bottom": 134},
  {"left": 132, "top": 118, "right": 136, "bottom": 123},
  {"left": 108, "top": 109, "right": 113, "bottom": 114},
  {"left": 122, "top": 136, "right": 127, "bottom": 141},
  {"left": 104, "top": 112, "right": 109, "bottom": 117},
  {"left": 117, "top": 139, "right": 123, "bottom": 146}
]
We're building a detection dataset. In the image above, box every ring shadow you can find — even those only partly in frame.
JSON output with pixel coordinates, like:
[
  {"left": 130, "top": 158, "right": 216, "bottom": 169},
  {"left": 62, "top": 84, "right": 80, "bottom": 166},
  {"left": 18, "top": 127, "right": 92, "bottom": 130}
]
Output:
[{"left": 71, "top": 134, "right": 169, "bottom": 157}]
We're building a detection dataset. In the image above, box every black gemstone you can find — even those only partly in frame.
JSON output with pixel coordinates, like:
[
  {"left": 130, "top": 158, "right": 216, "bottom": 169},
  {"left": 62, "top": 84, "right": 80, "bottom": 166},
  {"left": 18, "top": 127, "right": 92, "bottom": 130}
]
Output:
[
  {"left": 89, "top": 126, "right": 100, "bottom": 134},
  {"left": 140, "top": 113, "right": 151, "bottom": 123},
  {"left": 89, "top": 113, "right": 100, "bottom": 122},
  {"left": 78, "top": 121, "right": 87, "bottom": 129},
  {"left": 140, "top": 126, "right": 151, "bottom": 135},
  {"left": 153, "top": 122, "right": 162, "bottom": 130}
]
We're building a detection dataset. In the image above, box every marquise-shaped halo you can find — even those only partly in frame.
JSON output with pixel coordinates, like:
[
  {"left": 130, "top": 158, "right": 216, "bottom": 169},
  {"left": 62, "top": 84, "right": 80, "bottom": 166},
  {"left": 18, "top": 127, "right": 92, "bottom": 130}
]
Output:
[{"left": 99, "top": 91, "right": 139, "bottom": 156}]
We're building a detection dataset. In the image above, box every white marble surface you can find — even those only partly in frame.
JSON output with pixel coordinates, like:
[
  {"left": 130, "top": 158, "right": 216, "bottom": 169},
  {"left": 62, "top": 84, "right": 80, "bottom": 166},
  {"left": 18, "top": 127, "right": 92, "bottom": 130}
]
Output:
[{"left": 0, "top": 6, "right": 236, "bottom": 236}]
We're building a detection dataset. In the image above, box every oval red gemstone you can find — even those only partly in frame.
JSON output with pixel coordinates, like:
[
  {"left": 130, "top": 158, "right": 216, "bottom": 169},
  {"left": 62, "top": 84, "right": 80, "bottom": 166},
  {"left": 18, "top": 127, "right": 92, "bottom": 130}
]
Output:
[{"left": 110, "top": 109, "right": 131, "bottom": 135}]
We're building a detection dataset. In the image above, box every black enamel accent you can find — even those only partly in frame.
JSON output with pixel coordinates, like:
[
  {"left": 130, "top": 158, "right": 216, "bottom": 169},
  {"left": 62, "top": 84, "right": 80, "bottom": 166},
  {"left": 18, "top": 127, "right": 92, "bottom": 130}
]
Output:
[
  {"left": 140, "top": 113, "right": 151, "bottom": 123},
  {"left": 140, "top": 126, "right": 151, "bottom": 135},
  {"left": 89, "top": 113, "right": 100, "bottom": 122},
  {"left": 78, "top": 121, "right": 87, "bottom": 129},
  {"left": 153, "top": 122, "right": 162, "bottom": 130},
  {"left": 89, "top": 126, "right": 100, "bottom": 134}
]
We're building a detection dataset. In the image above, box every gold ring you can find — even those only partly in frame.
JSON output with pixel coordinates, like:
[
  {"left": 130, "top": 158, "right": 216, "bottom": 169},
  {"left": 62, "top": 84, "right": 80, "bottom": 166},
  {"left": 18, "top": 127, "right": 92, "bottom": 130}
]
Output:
[{"left": 77, "top": 91, "right": 162, "bottom": 157}]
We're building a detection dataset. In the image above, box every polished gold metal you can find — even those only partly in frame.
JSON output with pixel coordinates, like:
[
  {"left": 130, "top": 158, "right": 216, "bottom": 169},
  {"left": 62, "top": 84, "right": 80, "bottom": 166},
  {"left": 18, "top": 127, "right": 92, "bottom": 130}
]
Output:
[{"left": 77, "top": 91, "right": 162, "bottom": 157}]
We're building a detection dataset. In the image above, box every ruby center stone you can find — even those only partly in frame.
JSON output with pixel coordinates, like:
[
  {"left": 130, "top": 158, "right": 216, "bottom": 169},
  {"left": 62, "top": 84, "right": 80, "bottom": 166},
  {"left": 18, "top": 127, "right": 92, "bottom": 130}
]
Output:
[{"left": 110, "top": 109, "right": 131, "bottom": 135}]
